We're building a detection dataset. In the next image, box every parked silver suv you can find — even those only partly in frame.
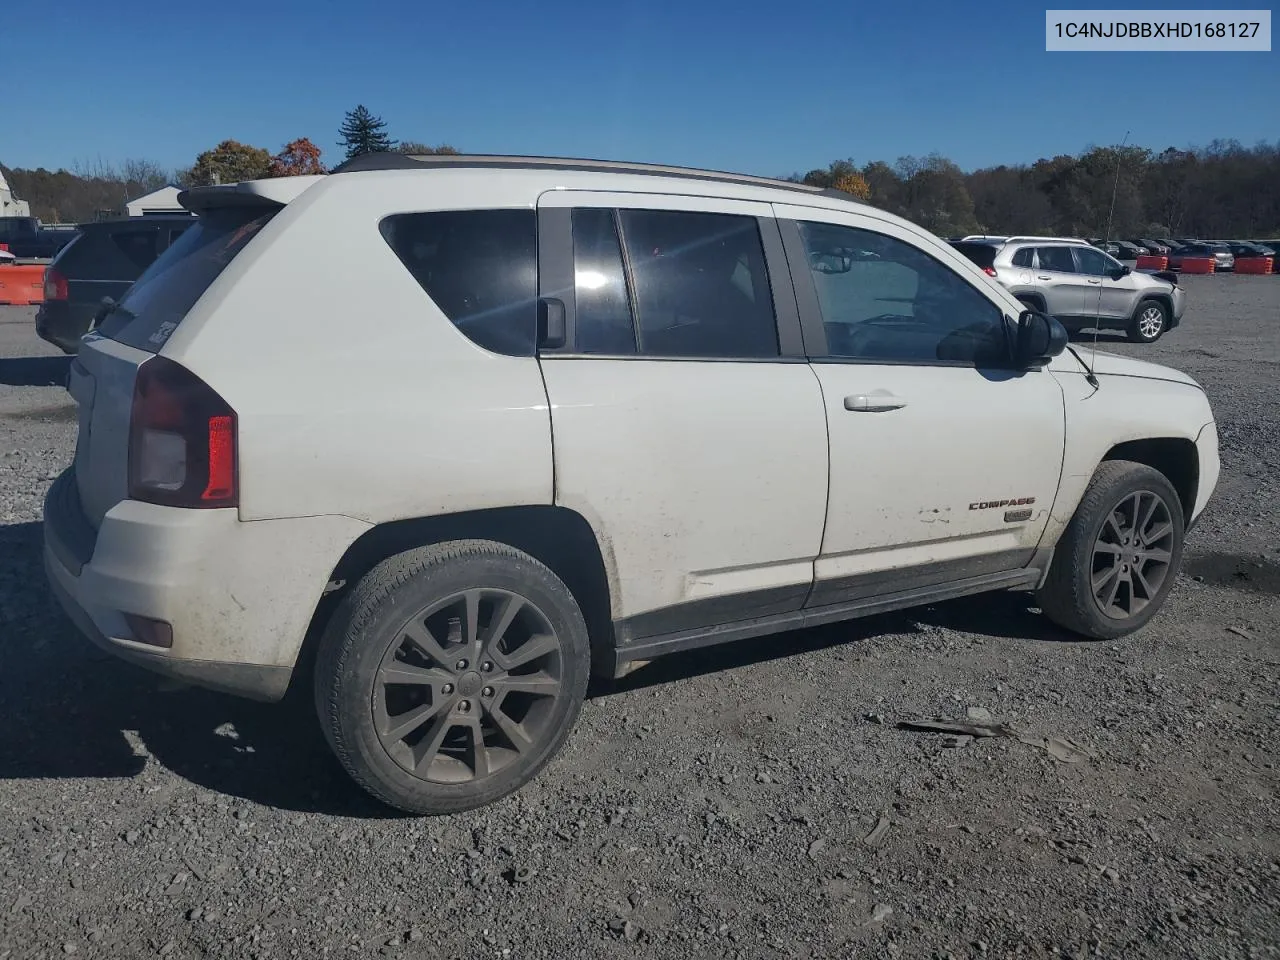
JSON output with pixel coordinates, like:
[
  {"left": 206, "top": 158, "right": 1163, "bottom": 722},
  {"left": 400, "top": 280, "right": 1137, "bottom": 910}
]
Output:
[{"left": 951, "top": 236, "right": 1186, "bottom": 343}]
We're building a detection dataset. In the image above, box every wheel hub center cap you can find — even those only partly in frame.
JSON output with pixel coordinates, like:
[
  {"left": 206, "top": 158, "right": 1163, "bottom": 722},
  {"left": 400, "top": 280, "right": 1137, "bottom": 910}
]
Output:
[{"left": 458, "top": 671, "right": 483, "bottom": 697}]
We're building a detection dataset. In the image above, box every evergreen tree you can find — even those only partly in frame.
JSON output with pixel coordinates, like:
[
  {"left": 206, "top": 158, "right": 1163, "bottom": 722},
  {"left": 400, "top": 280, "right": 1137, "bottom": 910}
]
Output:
[{"left": 338, "top": 105, "right": 396, "bottom": 160}]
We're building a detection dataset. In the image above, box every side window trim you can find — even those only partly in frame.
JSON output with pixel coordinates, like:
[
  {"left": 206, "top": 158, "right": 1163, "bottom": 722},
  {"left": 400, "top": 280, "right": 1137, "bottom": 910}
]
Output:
[
  {"left": 539, "top": 200, "right": 805, "bottom": 361},
  {"left": 777, "top": 216, "right": 1016, "bottom": 368}
]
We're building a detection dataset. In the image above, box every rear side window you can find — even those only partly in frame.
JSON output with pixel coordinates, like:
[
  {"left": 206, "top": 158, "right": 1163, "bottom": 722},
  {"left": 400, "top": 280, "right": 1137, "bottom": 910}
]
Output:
[
  {"left": 101, "top": 207, "right": 276, "bottom": 352},
  {"left": 111, "top": 230, "right": 160, "bottom": 271},
  {"left": 380, "top": 210, "right": 537, "bottom": 357},
  {"left": 572, "top": 208, "right": 636, "bottom": 355},
  {"left": 1036, "top": 247, "right": 1077, "bottom": 273},
  {"left": 1011, "top": 248, "right": 1034, "bottom": 267}
]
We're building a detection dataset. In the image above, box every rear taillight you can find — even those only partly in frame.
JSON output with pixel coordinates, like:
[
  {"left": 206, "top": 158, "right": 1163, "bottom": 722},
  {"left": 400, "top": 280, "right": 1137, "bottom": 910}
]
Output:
[
  {"left": 128, "top": 357, "right": 238, "bottom": 508},
  {"left": 983, "top": 266, "right": 998, "bottom": 277},
  {"left": 44, "top": 268, "right": 68, "bottom": 301}
]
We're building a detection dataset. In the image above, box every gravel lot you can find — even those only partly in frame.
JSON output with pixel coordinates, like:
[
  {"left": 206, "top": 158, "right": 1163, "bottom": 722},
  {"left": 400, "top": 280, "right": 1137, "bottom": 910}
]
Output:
[{"left": 1, "top": 279, "right": 1278, "bottom": 960}]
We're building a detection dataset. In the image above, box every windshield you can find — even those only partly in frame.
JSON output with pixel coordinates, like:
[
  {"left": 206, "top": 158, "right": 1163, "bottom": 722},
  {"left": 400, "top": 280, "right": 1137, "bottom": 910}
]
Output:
[{"left": 98, "top": 206, "right": 276, "bottom": 352}]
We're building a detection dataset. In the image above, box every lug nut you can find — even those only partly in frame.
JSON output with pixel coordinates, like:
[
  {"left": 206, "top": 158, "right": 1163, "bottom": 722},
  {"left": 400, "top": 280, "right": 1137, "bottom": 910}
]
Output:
[
  {"left": 459, "top": 700, "right": 471, "bottom": 712},
  {"left": 456, "top": 659, "right": 468, "bottom": 670},
  {"left": 482, "top": 686, "right": 494, "bottom": 698},
  {"left": 442, "top": 683, "right": 454, "bottom": 695},
  {"left": 481, "top": 661, "right": 493, "bottom": 672}
]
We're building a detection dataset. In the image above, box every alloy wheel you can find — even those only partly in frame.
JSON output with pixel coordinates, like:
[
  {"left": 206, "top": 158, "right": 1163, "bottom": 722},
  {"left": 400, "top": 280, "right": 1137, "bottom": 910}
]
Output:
[
  {"left": 1138, "top": 305, "right": 1164, "bottom": 339},
  {"left": 373, "top": 589, "right": 564, "bottom": 783},
  {"left": 1090, "top": 490, "right": 1175, "bottom": 620}
]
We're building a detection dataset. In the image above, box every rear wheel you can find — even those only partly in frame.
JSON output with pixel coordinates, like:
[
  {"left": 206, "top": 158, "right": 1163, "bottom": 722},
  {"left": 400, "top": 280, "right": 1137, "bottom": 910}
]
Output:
[
  {"left": 1037, "top": 461, "right": 1185, "bottom": 640},
  {"left": 314, "top": 540, "right": 591, "bottom": 815},
  {"left": 1128, "top": 299, "right": 1167, "bottom": 343}
]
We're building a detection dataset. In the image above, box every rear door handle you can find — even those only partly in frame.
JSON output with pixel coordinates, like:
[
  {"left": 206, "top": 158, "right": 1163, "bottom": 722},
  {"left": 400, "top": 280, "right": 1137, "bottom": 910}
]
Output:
[
  {"left": 844, "top": 392, "right": 907, "bottom": 412},
  {"left": 1037, "top": 275, "right": 1052, "bottom": 280},
  {"left": 1088, "top": 279, "right": 1101, "bottom": 284}
]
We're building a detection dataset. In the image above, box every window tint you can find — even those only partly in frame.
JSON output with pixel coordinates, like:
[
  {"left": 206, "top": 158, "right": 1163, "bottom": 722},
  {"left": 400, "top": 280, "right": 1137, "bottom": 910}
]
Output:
[
  {"left": 617, "top": 209, "right": 778, "bottom": 358},
  {"left": 105, "top": 207, "right": 276, "bottom": 353},
  {"left": 948, "top": 241, "right": 997, "bottom": 269},
  {"left": 381, "top": 209, "right": 537, "bottom": 356},
  {"left": 572, "top": 208, "right": 636, "bottom": 354},
  {"left": 111, "top": 230, "right": 160, "bottom": 271},
  {"left": 1036, "top": 246, "right": 1077, "bottom": 273},
  {"left": 798, "top": 221, "right": 1007, "bottom": 365},
  {"left": 1073, "top": 246, "right": 1110, "bottom": 276},
  {"left": 1011, "top": 248, "right": 1034, "bottom": 267}
]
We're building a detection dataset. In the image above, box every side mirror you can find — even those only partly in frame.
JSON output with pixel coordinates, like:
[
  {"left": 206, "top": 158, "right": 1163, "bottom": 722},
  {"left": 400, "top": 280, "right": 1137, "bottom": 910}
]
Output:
[
  {"left": 1013, "top": 309, "right": 1069, "bottom": 367},
  {"left": 1107, "top": 264, "right": 1130, "bottom": 280}
]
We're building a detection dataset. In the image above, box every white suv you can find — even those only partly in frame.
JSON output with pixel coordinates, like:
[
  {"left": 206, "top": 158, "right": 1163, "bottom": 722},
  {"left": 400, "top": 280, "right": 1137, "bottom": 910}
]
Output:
[{"left": 43, "top": 155, "right": 1220, "bottom": 814}]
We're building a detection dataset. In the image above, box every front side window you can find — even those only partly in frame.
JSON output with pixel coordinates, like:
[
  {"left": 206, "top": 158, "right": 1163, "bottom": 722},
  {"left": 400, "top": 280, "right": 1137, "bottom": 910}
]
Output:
[
  {"left": 616, "top": 209, "right": 779, "bottom": 358},
  {"left": 1073, "top": 246, "right": 1110, "bottom": 277},
  {"left": 799, "top": 221, "right": 1008, "bottom": 365},
  {"left": 381, "top": 209, "right": 537, "bottom": 356}
]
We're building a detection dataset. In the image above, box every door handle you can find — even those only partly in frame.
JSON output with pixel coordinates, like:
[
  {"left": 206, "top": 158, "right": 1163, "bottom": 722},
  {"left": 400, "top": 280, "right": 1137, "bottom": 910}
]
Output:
[
  {"left": 1088, "top": 279, "right": 1101, "bottom": 284},
  {"left": 844, "top": 392, "right": 907, "bottom": 412},
  {"left": 1037, "top": 275, "right": 1052, "bottom": 280}
]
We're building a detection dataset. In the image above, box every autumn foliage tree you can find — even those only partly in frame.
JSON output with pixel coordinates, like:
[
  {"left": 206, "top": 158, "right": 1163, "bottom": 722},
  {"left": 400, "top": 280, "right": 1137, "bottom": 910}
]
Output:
[
  {"left": 189, "top": 140, "right": 272, "bottom": 186},
  {"left": 269, "top": 138, "right": 327, "bottom": 177}
]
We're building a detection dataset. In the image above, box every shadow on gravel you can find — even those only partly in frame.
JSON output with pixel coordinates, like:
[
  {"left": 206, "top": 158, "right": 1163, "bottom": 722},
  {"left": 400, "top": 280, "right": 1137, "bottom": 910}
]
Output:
[
  {"left": 0, "top": 521, "right": 394, "bottom": 819},
  {"left": 1184, "top": 552, "right": 1280, "bottom": 595},
  {"left": 0, "top": 355, "right": 70, "bottom": 387},
  {"left": 0, "top": 516, "right": 1084, "bottom": 817}
]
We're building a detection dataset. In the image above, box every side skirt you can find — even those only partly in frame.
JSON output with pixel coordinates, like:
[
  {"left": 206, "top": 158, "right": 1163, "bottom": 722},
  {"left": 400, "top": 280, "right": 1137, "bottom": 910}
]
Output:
[{"left": 611, "top": 567, "right": 1042, "bottom": 677}]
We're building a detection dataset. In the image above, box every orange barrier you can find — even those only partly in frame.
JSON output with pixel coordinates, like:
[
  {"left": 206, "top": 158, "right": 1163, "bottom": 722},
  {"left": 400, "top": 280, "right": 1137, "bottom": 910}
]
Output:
[
  {"left": 1136, "top": 254, "right": 1168, "bottom": 270},
  {"left": 1234, "top": 256, "right": 1273, "bottom": 275},
  {"left": 1179, "top": 257, "right": 1215, "bottom": 274},
  {"left": 0, "top": 265, "right": 46, "bottom": 305}
]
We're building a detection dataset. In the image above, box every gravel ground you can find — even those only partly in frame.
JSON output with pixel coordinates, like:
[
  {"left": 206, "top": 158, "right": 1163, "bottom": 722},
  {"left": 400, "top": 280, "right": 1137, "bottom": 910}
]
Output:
[{"left": 1, "top": 279, "right": 1278, "bottom": 960}]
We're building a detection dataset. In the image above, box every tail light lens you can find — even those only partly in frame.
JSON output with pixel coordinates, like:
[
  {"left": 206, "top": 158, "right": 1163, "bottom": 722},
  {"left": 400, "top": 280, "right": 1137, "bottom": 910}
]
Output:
[
  {"left": 983, "top": 266, "right": 998, "bottom": 277},
  {"left": 128, "top": 357, "right": 238, "bottom": 508},
  {"left": 44, "top": 268, "right": 69, "bottom": 301}
]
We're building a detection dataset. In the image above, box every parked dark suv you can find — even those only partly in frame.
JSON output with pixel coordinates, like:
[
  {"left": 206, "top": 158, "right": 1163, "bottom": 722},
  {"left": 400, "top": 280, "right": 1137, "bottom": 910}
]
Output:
[{"left": 36, "top": 214, "right": 195, "bottom": 353}]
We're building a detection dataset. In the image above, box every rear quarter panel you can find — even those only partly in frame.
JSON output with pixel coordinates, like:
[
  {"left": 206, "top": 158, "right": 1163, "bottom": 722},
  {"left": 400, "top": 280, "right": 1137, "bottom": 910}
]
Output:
[{"left": 158, "top": 172, "right": 555, "bottom": 524}]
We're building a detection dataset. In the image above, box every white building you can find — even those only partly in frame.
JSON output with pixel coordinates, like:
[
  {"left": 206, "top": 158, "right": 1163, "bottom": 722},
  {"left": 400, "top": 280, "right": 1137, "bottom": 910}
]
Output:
[
  {"left": 0, "top": 168, "right": 32, "bottom": 217},
  {"left": 123, "top": 185, "right": 185, "bottom": 217}
]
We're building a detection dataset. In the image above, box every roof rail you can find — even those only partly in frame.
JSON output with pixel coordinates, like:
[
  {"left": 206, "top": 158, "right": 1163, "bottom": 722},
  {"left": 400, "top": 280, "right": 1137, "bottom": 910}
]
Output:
[
  {"left": 961, "top": 234, "right": 1090, "bottom": 245},
  {"left": 329, "top": 152, "right": 866, "bottom": 202}
]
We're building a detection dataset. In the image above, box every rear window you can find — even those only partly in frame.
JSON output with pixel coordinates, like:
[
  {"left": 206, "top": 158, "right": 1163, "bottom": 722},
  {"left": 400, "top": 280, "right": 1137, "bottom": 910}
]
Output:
[
  {"left": 948, "top": 242, "right": 998, "bottom": 269},
  {"left": 99, "top": 207, "right": 276, "bottom": 352},
  {"left": 379, "top": 209, "right": 538, "bottom": 356}
]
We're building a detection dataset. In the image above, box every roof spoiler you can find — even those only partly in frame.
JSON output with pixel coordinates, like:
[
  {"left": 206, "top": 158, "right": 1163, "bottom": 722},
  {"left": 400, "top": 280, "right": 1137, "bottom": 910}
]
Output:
[{"left": 178, "top": 176, "right": 324, "bottom": 215}]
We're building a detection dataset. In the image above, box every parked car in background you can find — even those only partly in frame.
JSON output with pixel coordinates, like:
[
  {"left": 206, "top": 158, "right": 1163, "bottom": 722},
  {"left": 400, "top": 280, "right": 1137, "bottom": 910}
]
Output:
[
  {"left": 1088, "top": 238, "right": 1121, "bottom": 256},
  {"left": 0, "top": 216, "right": 79, "bottom": 260},
  {"left": 1112, "top": 241, "right": 1147, "bottom": 260},
  {"left": 1136, "top": 239, "right": 1169, "bottom": 255},
  {"left": 1168, "top": 242, "right": 1235, "bottom": 272},
  {"left": 35, "top": 214, "right": 195, "bottom": 353},
  {"left": 1225, "top": 242, "right": 1272, "bottom": 260},
  {"left": 41, "top": 156, "right": 1218, "bottom": 815},
  {"left": 950, "top": 235, "right": 1184, "bottom": 342}
]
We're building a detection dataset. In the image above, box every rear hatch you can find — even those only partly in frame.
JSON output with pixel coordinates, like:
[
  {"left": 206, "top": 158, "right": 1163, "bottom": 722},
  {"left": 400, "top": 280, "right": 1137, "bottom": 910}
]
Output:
[{"left": 70, "top": 201, "right": 280, "bottom": 528}]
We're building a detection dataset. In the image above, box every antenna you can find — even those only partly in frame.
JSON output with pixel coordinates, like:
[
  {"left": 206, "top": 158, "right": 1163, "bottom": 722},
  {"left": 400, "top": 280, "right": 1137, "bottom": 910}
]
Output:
[{"left": 1088, "top": 131, "right": 1129, "bottom": 361}]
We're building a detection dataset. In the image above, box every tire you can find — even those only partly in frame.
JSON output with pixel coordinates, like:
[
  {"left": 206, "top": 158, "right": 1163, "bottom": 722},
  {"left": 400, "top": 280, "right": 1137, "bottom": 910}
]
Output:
[
  {"left": 1128, "top": 299, "right": 1167, "bottom": 343},
  {"left": 314, "top": 539, "right": 591, "bottom": 815},
  {"left": 1037, "top": 461, "right": 1185, "bottom": 640}
]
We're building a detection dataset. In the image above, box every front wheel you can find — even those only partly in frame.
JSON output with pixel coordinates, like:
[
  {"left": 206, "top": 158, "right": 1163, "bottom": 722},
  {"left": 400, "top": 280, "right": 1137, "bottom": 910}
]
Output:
[
  {"left": 314, "top": 540, "right": 591, "bottom": 815},
  {"left": 1128, "top": 299, "right": 1167, "bottom": 343},
  {"left": 1037, "top": 461, "right": 1185, "bottom": 640}
]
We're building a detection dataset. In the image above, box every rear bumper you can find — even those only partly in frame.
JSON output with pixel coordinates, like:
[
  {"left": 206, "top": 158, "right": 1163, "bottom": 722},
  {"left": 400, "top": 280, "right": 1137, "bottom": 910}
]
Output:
[
  {"left": 35, "top": 301, "right": 95, "bottom": 354},
  {"left": 42, "top": 468, "right": 370, "bottom": 702}
]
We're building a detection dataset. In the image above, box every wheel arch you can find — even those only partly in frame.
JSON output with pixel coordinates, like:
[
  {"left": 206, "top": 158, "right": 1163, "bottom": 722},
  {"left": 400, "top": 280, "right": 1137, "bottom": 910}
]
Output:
[
  {"left": 296, "top": 506, "right": 616, "bottom": 687},
  {"left": 1015, "top": 291, "right": 1047, "bottom": 311},
  {"left": 1101, "top": 438, "right": 1198, "bottom": 519}
]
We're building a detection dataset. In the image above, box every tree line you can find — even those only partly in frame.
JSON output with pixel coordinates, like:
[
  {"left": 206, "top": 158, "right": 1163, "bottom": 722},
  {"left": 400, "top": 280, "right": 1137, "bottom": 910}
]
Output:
[
  {"left": 5, "top": 118, "right": 1279, "bottom": 239},
  {"left": 1, "top": 105, "right": 452, "bottom": 223},
  {"left": 793, "top": 139, "right": 1280, "bottom": 239}
]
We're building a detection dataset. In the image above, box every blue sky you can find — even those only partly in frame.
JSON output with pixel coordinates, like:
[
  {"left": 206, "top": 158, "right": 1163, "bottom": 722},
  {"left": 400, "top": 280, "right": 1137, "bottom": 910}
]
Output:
[{"left": 7, "top": 0, "right": 1276, "bottom": 177}]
